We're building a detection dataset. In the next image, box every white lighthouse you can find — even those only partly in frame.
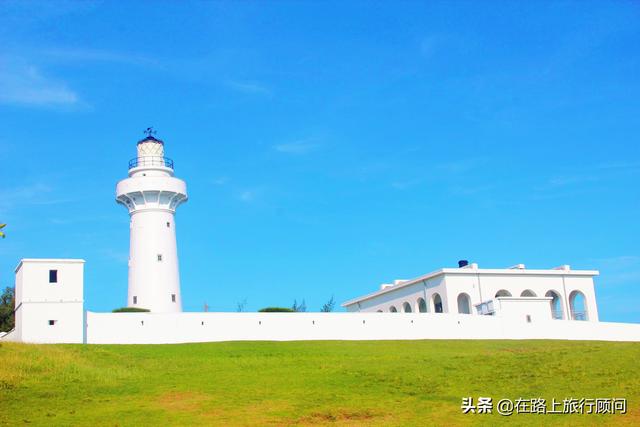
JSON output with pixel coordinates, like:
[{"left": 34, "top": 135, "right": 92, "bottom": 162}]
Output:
[{"left": 116, "top": 130, "right": 188, "bottom": 312}]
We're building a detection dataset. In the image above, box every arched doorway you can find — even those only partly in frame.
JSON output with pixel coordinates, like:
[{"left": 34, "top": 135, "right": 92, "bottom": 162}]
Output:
[
  {"left": 432, "top": 293, "right": 443, "bottom": 313},
  {"left": 417, "top": 298, "right": 427, "bottom": 313},
  {"left": 545, "top": 290, "right": 564, "bottom": 319},
  {"left": 520, "top": 290, "right": 536, "bottom": 297},
  {"left": 495, "top": 289, "right": 512, "bottom": 297},
  {"left": 569, "top": 290, "right": 588, "bottom": 321},
  {"left": 403, "top": 302, "right": 412, "bottom": 313},
  {"left": 389, "top": 306, "right": 397, "bottom": 313},
  {"left": 457, "top": 293, "right": 471, "bottom": 314}
]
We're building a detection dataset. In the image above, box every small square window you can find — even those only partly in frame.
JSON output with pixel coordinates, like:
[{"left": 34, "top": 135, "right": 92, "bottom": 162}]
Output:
[
  {"left": 133, "top": 296, "right": 137, "bottom": 304},
  {"left": 157, "top": 254, "right": 163, "bottom": 262},
  {"left": 49, "top": 270, "right": 58, "bottom": 283},
  {"left": 171, "top": 294, "right": 176, "bottom": 302},
  {"left": 48, "top": 320, "right": 56, "bottom": 326},
  {"left": 166, "top": 222, "right": 171, "bottom": 228}
]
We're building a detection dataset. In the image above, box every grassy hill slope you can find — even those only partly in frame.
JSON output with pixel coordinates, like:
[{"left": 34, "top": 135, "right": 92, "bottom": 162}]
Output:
[{"left": 1, "top": 340, "right": 639, "bottom": 426}]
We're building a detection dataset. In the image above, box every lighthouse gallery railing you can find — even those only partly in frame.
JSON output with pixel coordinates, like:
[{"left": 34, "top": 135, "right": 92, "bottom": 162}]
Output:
[{"left": 128, "top": 156, "right": 174, "bottom": 169}]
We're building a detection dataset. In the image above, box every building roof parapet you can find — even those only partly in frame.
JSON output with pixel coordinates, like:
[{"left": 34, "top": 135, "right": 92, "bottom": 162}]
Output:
[
  {"left": 342, "top": 266, "right": 599, "bottom": 307},
  {"left": 15, "top": 258, "right": 86, "bottom": 273}
]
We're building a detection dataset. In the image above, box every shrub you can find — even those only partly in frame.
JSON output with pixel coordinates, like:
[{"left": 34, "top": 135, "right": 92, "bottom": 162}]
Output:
[
  {"left": 258, "top": 307, "right": 295, "bottom": 312},
  {"left": 112, "top": 307, "right": 150, "bottom": 313},
  {"left": 0, "top": 287, "right": 15, "bottom": 332}
]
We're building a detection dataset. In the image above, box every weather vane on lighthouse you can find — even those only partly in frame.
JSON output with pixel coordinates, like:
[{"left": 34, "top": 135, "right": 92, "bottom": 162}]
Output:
[{"left": 144, "top": 127, "right": 157, "bottom": 138}]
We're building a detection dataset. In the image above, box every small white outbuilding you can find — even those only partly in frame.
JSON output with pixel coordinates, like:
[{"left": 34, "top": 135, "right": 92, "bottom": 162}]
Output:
[{"left": 7, "top": 259, "right": 85, "bottom": 344}]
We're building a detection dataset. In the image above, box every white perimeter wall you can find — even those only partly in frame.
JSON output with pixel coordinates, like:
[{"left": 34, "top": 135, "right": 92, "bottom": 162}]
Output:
[{"left": 85, "top": 312, "right": 640, "bottom": 344}]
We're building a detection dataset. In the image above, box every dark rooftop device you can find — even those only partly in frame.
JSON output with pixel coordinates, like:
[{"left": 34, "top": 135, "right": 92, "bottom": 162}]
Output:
[
  {"left": 458, "top": 260, "right": 469, "bottom": 268},
  {"left": 138, "top": 126, "right": 164, "bottom": 145}
]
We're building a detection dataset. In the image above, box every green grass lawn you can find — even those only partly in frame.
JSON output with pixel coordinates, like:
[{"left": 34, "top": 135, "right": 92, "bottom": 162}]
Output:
[{"left": 1, "top": 340, "right": 639, "bottom": 426}]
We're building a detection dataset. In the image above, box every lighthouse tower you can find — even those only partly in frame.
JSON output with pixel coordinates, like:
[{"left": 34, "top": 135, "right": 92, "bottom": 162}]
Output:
[{"left": 116, "top": 130, "right": 188, "bottom": 312}]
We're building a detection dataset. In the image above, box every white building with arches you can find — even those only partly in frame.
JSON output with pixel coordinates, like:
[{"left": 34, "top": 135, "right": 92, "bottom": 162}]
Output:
[{"left": 342, "top": 262, "right": 598, "bottom": 324}]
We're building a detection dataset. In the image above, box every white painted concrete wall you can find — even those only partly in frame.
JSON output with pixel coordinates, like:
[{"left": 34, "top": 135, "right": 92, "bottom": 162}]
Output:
[
  {"left": 15, "top": 259, "right": 84, "bottom": 303},
  {"left": 85, "top": 312, "right": 640, "bottom": 344},
  {"left": 126, "top": 209, "right": 183, "bottom": 312},
  {"left": 4, "top": 260, "right": 637, "bottom": 345},
  {"left": 16, "top": 302, "right": 84, "bottom": 344},
  {"left": 493, "top": 297, "right": 553, "bottom": 322},
  {"left": 5, "top": 306, "right": 640, "bottom": 345},
  {"left": 6, "top": 259, "right": 85, "bottom": 344}
]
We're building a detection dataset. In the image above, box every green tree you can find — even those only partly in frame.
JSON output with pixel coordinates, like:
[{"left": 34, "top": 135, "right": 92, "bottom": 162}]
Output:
[
  {"left": 236, "top": 298, "right": 248, "bottom": 312},
  {"left": 0, "top": 286, "right": 15, "bottom": 331},
  {"left": 320, "top": 295, "right": 335, "bottom": 312},
  {"left": 292, "top": 299, "right": 307, "bottom": 312}
]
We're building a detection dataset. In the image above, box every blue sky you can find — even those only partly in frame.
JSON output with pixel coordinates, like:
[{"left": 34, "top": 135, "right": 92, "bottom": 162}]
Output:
[{"left": 0, "top": 1, "right": 638, "bottom": 321}]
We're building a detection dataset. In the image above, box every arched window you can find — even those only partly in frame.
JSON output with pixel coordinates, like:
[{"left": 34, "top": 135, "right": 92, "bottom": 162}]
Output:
[
  {"left": 389, "top": 306, "right": 398, "bottom": 313},
  {"left": 457, "top": 293, "right": 471, "bottom": 314},
  {"left": 403, "top": 302, "right": 412, "bottom": 313},
  {"left": 520, "top": 290, "right": 536, "bottom": 297},
  {"left": 495, "top": 289, "right": 512, "bottom": 298},
  {"left": 376, "top": 310, "right": 383, "bottom": 313},
  {"left": 417, "top": 298, "right": 427, "bottom": 313},
  {"left": 546, "top": 290, "right": 564, "bottom": 319},
  {"left": 432, "top": 293, "right": 443, "bottom": 313},
  {"left": 569, "top": 290, "right": 588, "bottom": 321}
]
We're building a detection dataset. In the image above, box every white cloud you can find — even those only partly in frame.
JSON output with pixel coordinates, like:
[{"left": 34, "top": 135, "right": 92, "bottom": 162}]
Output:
[
  {"left": 49, "top": 214, "right": 123, "bottom": 225},
  {"left": 435, "top": 157, "right": 485, "bottom": 175},
  {"left": 449, "top": 184, "right": 495, "bottom": 196},
  {"left": 226, "top": 80, "right": 272, "bottom": 95},
  {"left": 102, "top": 248, "right": 129, "bottom": 264},
  {"left": 390, "top": 178, "right": 424, "bottom": 190},
  {"left": 589, "top": 255, "right": 640, "bottom": 286},
  {"left": 596, "top": 161, "right": 640, "bottom": 172},
  {"left": 273, "top": 138, "right": 321, "bottom": 155},
  {"left": 0, "top": 62, "right": 79, "bottom": 107},
  {"left": 212, "top": 177, "right": 229, "bottom": 186},
  {"left": 0, "top": 182, "right": 72, "bottom": 214},
  {"left": 43, "top": 47, "right": 156, "bottom": 66},
  {"left": 237, "top": 190, "right": 256, "bottom": 202},
  {"left": 0, "top": 182, "right": 51, "bottom": 210},
  {"left": 419, "top": 35, "right": 438, "bottom": 57},
  {"left": 547, "top": 175, "right": 599, "bottom": 187}
]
